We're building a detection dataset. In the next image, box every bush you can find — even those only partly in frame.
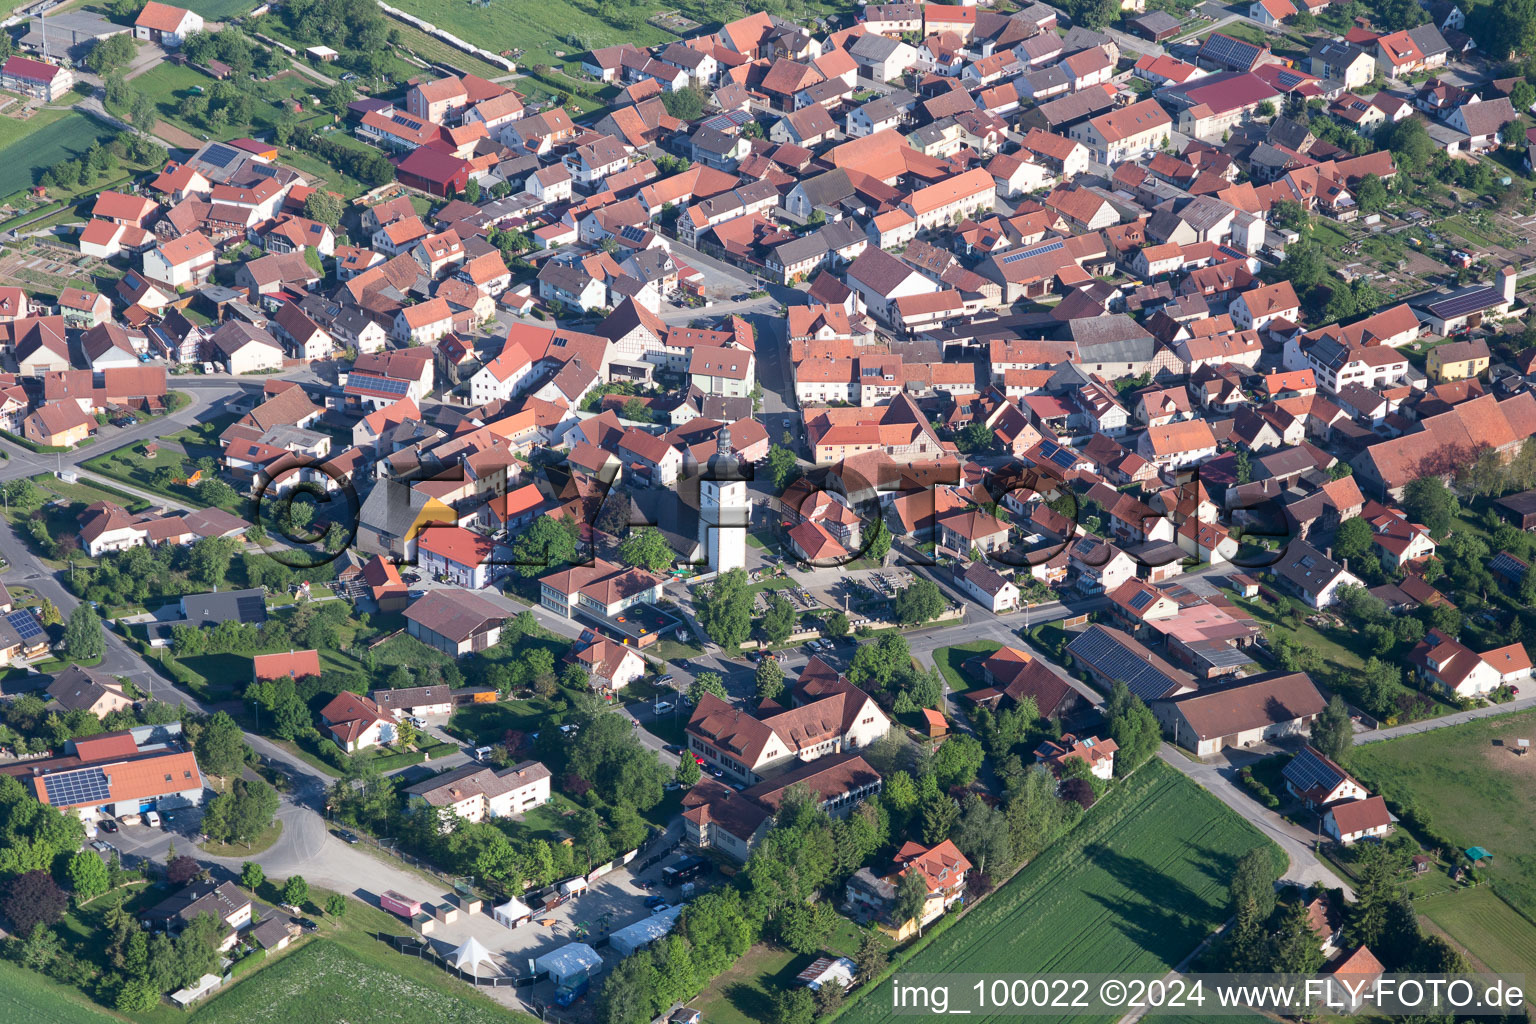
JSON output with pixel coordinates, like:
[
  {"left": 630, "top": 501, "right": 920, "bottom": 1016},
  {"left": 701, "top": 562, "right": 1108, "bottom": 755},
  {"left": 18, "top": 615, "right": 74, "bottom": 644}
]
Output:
[{"left": 1238, "top": 767, "right": 1281, "bottom": 809}]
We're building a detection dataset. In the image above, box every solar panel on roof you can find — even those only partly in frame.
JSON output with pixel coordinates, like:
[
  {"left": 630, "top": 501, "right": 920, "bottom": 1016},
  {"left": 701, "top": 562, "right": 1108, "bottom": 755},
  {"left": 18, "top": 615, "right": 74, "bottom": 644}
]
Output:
[
  {"left": 1426, "top": 286, "right": 1500, "bottom": 319},
  {"left": 1130, "top": 590, "right": 1154, "bottom": 609},
  {"left": 236, "top": 595, "right": 266, "bottom": 620},
  {"left": 347, "top": 373, "right": 411, "bottom": 397},
  {"left": 1002, "top": 239, "right": 1065, "bottom": 264},
  {"left": 1200, "top": 34, "right": 1259, "bottom": 68},
  {"left": 202, "top": 143, "right": 239, "bottom": 167},
  {"left": 1066, "top": 628, "right": 1182, "bottom": 703},
  {"left": 42, "top": 766, "right": 110, "bottom": 807},
  {"left": 8, "top": 610, "right": 43, "bottom": 641},
  {"left": 1282, "top": 748, "right": 1343, "bottom": 794}
]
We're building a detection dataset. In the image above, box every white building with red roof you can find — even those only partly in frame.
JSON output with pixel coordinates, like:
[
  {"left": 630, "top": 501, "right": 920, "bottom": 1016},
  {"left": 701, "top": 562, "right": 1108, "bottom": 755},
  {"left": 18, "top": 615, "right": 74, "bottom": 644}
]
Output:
[
  {"left": 417, "top": 526, "right": 497, "bottom": 589},
  {"left": 319, "top": 691, "right": 396, "bottom": 752},
  {"left": 134, "top": 2, "right": 202, "bottom": 46}
]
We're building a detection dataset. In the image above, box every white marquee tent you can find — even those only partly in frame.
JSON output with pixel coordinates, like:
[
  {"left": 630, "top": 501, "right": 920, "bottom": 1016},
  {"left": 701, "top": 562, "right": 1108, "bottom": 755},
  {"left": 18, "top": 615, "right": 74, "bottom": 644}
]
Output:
[
  {"left": 493, "top": 897, "right": 533, "bottom": 929},
  {"left": 448, "top": 936, "right": 496, "bottom": 977}
]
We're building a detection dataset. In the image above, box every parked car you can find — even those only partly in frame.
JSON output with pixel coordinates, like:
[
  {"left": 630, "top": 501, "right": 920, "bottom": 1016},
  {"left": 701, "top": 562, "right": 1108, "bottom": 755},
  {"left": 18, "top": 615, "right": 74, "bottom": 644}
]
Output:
[
  {"left": 144, "top": 810, "right": 161, "bottom": 828},
  {"left": 656, "top": 673, "right": 674, "bottom": 685},
  {"left": 644, "top": 895, "right": 671, "bottom": 910},
  {"left": 653, "top": 701, "right": 674, "bottom": 714},
  {"left": 709, "top": 768, "right": 725, "bottom": 779},
  {"left": 98, "top": 818, "right": 118, "bottom": 834},
  {"left": 337, "top": 830, "right": 360, "bottom": 845}
]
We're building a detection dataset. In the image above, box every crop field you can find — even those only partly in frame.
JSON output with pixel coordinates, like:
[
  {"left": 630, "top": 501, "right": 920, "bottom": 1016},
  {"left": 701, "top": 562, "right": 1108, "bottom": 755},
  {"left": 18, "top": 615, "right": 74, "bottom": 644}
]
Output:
[
  {"left": 0, "top": 111, "right": 120, "bottom": 198},
  {"left": 178, "top": 0, "right": 256, "bottom": 18},
  {"left": 0, "top": 960, "right": 120, "bottom": 1024},
  {"left": 1348, "top": 709, "right": 1536, "bottom": 918},
  {"left": 189, "top": 939, "right": 522, "bottom": 1024},
  {"left": 842, "top": 760, "right": 1282, "bottom": 1024},
  {"left": 1418, "top": 887, "right": 1536, "bottom": 983}
]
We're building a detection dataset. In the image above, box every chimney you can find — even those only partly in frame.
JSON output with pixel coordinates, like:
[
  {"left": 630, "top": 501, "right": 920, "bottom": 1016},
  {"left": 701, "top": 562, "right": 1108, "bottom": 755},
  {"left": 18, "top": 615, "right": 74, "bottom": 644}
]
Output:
[
  {"left": 1325, "top": 547, "right": 1332, "bottom": 560},
  {"left": 1501, "top": 265, "right": 1517, "bottom": 305}
]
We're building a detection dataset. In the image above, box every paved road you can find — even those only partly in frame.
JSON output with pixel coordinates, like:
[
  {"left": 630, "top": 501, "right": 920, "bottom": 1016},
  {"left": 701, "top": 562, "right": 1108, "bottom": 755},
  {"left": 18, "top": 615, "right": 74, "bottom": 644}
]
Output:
[{"left": 1354, "top": 694, "right": 1536, "bottom": 744}]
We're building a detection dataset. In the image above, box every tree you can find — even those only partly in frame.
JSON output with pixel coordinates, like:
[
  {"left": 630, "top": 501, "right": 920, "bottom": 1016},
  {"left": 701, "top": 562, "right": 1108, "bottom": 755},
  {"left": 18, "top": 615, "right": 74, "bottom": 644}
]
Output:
[
  {"left": 956, "top": 421, "right": 995, "bottom": 454},
  {"left": 1310, "top": 696, "right": 1354, "bottom": 762},
  {"left": 1355, "top": 173, "right": 1389, "bottom": 214},
  {"left": 755, "top": 658, "right": 785, "bottom": 703},
  {"left": 1384, "top": 116, "right": 1436, "bottom": 174},
  {"left": 933, "top": 734, "right": 984, "bottom": 790},
  {"left": 619, "top": 397, "right": 650, "bottom": 423},
  {"left": 67, "top": 850, "right": 110, "bottom": 903},
  {"left": 325, "top": 892, "right": 346, "bottom": 917},
  {"left": 617, "top": 527, "right": 675, "bottom": 573},
  {"left": 1269, "top": 899, "right": 1326, "bottom": 973},
  {"left": 303, "top": 190, "right": 344, "bottom": 228},
  {"left": 953, "top": 793, "right": 1011, "bottom": 876},
  {"left": 849, "top": 631, "right": 910, "bottom": 690},
  {"left": 167, "top": 855, "right": 201, "bottom": 885},
  {"left": 1103, "top": 682, "right": 1161, "bottom": 775},
  {"left": 63, "top": 604, "right": 105, "bottom": 661},
  {"left": 88, "top": 32, "right": 136, "bottom": 75},
  {"left": 893, "top": 866, "right": 930, "bottom": 931},
  {"left": 766, "top": 444, "right": 800, "bottom": 492},
  {"left": 240, "top": 862, "right": 264, "bottom": 890},
  {"left": 659, "top": 85, "right": 706, "bottom": 120},
  {"left": 854, "top": 927, "right": 888, "bottom": 979},
  {"left": 463, "top": 177, "right": 481, "bottom": 204},
  {"left": 1513, "top": 80, "right": 1536, "bottom": 114},
  {"left": 760, "top": 592, "right": 795, "bottom": 645},
  {"left": 676, "top": 752, "right": 701, "bottom": 785},
  {"left": 1402, "top": 475, "right": 1457, "bottom": 537},
  {"left": 3, "top": 871, "right": 66, "bottom": 935},
  {"left": 1333, "top": 516, "right": 1374, "bottom": 563},
  {"left": 777, "top": 899, "right": 837, "bottom": 954},
  {"left": 864, "top": 516, "right": 892, "bottom": 562},
  {"left": 825, "top": 610, "right": 850, "bottom": 637},
  {"left": 893, "top": 579, "right": 945, "bottom": 625},
  {"left": 194, "top": 711, "right": 248, "bottom": 779},
  {"left": 512, "top": 514, "right": 580, "bottom": 576},
  {"left": 696, "top": 568, "right": 752, "bottom": 649},
  {"left": 281, "top": 875, "right": 310, "bottom": 908},
  {"left": 689, "top": 671, "right": 728, "bottom": 704}
]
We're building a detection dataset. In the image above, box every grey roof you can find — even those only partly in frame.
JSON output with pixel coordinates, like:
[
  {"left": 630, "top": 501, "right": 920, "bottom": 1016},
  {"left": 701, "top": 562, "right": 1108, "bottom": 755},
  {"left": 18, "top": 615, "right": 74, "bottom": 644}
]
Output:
[
  {"left": 855, "top": 96, "right": 900, "bottom": 124},
  {"left": 1271, "top": 539, "right": 1350, "bottom": 597},
  {"left": 179, "top": 588, "right": 268, "bottom": 626},
  {"left": 796, "top": 168, "right": 856, "bottom": 208},
  {"left": 1064, "top": 314, "right": 1154, "bottom": 353},
  {"left": 849, "top": 32, "right": 903, "bottom": 62},
  {"left": 1406, "top": 23, "right": 1451, "bottom": 57},
  {"left": 1060, "top": 25, "right": 1114, "bottom": 55},
  {"left": 1267, "top": 116, "right": 1313, "bottom": 151}
]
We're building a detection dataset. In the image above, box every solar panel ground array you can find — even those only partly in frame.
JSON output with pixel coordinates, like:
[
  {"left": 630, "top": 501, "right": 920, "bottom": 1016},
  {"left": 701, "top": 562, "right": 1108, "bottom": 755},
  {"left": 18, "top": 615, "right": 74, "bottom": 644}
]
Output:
[{"left": 840, "top": 760, "right": 1282, "bottom": 1024}]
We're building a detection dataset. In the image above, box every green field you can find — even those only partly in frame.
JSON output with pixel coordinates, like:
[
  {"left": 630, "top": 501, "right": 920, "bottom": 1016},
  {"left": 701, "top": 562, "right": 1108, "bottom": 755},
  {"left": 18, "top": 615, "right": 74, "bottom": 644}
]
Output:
[
  {"left": 385, "top": 0, "right": 669, "bottom": 67},
  {"left": 932, "top": 640, "right": 1003, "bottom": 694},
  {"left": 1418, "top": 887, "right": 1536, "bottom": 981},
  {"left": 0, "top": 959, "right": 121, "bottom": 1024},
  {"left": 842, "top": 761, "right": 1282, "bottom": 1024},
  {"left": 1349, "top": 709, "right": 1536, "bottom": 918},
  {"left": 189, "top": 939, "right": 522, "bottom": 1024},
  {"left": 178, "top": 0, "right": 258, "bottom": 18},
  {"left": 0, "top": 111, "right": 121, "bottom": 198}
]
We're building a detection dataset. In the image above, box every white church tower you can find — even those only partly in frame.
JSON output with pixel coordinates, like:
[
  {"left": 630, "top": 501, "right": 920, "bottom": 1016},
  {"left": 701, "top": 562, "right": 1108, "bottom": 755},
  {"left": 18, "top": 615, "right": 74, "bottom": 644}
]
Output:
[{"left": 699, "top": 426, "right": 750, "bottom": 574}]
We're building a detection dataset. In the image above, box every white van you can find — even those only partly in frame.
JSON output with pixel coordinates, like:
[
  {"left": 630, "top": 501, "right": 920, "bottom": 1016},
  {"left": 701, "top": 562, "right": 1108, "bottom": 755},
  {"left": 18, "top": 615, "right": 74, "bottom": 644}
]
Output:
[
  {"left": 474, "top": 746, "right": 494, "bottom": 761},
  {"left": 144, "top": 810, "right": 162, "bottom": 828}
]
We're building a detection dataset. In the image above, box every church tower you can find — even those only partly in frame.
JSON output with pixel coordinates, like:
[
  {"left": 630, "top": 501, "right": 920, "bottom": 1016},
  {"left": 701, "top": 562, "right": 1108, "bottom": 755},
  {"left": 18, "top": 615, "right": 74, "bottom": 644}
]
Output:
[{"left": 699, "top": 426, "right": 750, "bottom": 574}]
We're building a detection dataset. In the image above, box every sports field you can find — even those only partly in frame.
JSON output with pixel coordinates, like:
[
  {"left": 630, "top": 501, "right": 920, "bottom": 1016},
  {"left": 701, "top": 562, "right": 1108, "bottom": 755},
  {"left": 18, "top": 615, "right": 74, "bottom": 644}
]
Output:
[
  {"left": 1418, "top": 887, "right": 1536, "bottom": 982},
  {"left": 841, "top": 760, "right": 1283, "bottom": 1024},
  {"left": 0, "top": 110, "right": 119, "bottom": 198},
  {"left": 0, "top": 959, "right": 120, "bottom": 1024},
  {"left": 1349, "top": 709, "right": 1536, "bottom": 918}
]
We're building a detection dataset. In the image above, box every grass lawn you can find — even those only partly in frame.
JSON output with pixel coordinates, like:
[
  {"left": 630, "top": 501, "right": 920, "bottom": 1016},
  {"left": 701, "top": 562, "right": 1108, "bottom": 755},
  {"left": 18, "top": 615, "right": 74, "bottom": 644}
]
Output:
[
  {"left": 199, "top": 819, "right": 284, "bottom": 857},
  {"left": 188, "top": 938, "right": 528, "bottom": 1024},
  {"left": 179, "top": 0, "right": 259, "bottom": 17},
  {"left": 840, "top": 760, "right": 1282, "bottom": 1024},
  {"left": 1348, "top": 709, "right": 1536, "bottom": 919},
  {"left": 1231, "top": 594, "right": 1436, "bottom": 722},
  {"left": 0, "top": 110, "right": 124, "bottom": 200},
  {"left": 1418, "top": 886, "right": 1536, "bottom": 982},
  {"left": 933, "top": 640, "right": 1003, "bottom": 693},
  {"left": 0, "top": 958, "right": 120, "bottom": 1024},
  {"left": 445, "top": 698, "right": 561, "bottom": 746},
  {"left": 385, "top": 0, "right": 671, "bottom": 68},
  {"left": 696, "top": 914, "right": 880, "bottom": 1024}
]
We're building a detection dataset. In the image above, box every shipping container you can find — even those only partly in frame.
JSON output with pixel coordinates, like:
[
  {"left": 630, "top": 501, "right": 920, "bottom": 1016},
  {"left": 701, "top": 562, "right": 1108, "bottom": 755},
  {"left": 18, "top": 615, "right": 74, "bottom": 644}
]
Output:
[{"left": 380, "top": 890, "right": 421, "bottom": 919}]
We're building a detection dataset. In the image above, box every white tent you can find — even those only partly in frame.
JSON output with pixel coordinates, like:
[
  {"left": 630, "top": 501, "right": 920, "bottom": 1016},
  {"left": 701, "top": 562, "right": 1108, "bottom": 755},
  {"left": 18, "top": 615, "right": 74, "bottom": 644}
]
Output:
[
  {"left": 493, "top": 897, "right": 532, "bottom": 929},
  {"left": 448, "top": 936, "right": 496, "bottom": 977}
]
